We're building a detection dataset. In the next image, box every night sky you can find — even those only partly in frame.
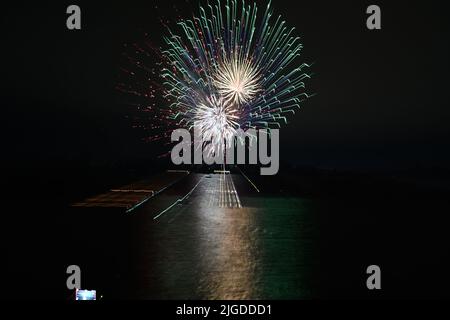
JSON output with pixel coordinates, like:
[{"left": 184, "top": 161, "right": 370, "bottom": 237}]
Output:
[
  {"left": 3, "top": 0, "right": 450, "bottom": 174},
  {"left": 2, "top": 0, "right": 450, "bottom": 301}
]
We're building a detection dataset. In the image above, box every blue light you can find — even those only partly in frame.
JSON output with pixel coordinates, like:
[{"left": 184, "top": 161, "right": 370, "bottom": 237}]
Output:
[{"left": 75, "top": 289, "right": 96, "bottom": 300}]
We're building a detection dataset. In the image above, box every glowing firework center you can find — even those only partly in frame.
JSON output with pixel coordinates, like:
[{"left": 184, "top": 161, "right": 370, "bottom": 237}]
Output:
[
  {"left": 214, "top": 56, "right": 262, "bottom": 106},
  {"left": 194, "top": 95, "right": 239, "bottom": 154}
]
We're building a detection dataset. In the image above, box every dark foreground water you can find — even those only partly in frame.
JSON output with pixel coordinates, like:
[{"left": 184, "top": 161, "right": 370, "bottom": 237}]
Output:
[
  {"left": 3, "top": 171, "right": 450, "bottom": 299},
  {"left": 64, "top": 174, "right": 317, "bottom": 299},
  {"left": 124, "top": 174, "right": 316, "bottom": 299}
]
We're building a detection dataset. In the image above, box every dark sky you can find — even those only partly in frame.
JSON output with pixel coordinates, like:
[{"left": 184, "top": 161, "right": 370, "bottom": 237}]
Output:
[{"left": 3, "top": 0, "right": 450, "bottom": 172}]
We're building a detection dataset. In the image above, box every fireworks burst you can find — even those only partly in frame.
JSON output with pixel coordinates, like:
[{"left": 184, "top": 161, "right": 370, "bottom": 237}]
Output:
[
  {"left": 194, "top": 95, "right": 240, "bottom": 149},
  {"left": 214, "top": 55, "right": 262, "bottom": 106},
  {"left": 119, "top": 0, "right": 312, "bottom": 155}
]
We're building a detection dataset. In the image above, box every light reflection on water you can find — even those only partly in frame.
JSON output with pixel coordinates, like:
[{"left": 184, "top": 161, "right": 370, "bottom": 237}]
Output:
[
  {"left": 132, "top": 174, "right": 313, "bottom": 299},
  {"left": 195, "top": 205, "right": 261, "bottom": 299}
]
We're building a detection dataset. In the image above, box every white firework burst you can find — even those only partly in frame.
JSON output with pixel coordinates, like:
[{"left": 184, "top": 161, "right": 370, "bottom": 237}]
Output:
[
  {"left": 214, "top": 55, "right": 261, "bottom": 106},
  {"left": 194, "top": 95, "right": 239, "bottom": 153}
]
